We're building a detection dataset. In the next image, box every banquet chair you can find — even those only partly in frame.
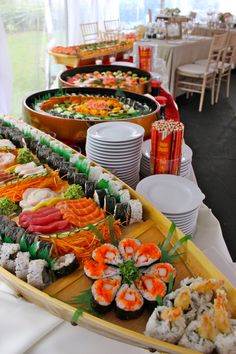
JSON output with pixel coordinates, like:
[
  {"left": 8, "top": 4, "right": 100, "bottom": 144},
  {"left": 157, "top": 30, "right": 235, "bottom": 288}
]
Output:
[
  {"left": 104, "top": 19, "right": 120, "bottom": 32},
  {"left": 101, "top": 31, "right": 122, "bottom": 41},
  {"left": 80, "top": 22, "right": 99, "bottom": 44},
  {"left": 215, "top": 32, "right": 236, "bottom": 102},
  {"left": 174, "top": 33, "right": 228, "bottom": 112}
]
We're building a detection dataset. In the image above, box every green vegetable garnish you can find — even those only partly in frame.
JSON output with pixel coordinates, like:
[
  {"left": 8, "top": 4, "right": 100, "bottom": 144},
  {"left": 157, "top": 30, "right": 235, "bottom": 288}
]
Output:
[
  {"left": 17, "top": 148, "right": 34, "bottom": 164},
  {"left": 0, "top": 197, "right": 17, "bottom": 216},
  {"left": 64, "top": 184, "right": 84, "bottom": 200},
  {"left": 118, "top": 260, "right": 139, "bottom": 285}
]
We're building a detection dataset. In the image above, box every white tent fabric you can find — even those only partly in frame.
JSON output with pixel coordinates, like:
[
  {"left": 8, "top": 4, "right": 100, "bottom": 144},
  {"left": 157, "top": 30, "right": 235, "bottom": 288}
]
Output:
[
  {"left": 67, "top": 0, "right": 120, "bottom": 45},
  {"left": 0, "top": 17, "right": 12, "bottom": 114}
]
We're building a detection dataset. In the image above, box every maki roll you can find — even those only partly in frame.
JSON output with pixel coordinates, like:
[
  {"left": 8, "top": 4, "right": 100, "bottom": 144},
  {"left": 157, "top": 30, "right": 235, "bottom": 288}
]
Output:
[
  {"left": 128, "top": 199, "right": 143, "bottom": 224},
  {"left": 52, "top": 253, "right": 79, "bottom": 278},
  {"left": 135, "top": 274, "right": 167, "bottom": 309},
  {"left": 59, "top": 160, "right": 71, "bottom": 178},
  {"left": 74, "top": 172, "right": 87, "bottom": 189},
  {"left": 92, "top": 243, "right": 123, "bottom": 265},
  {"left": 37, "top": 146, "right": 52, "bottom": 164},
  {"left": 134, "top": 243, "right": 161, "bottom": 267},
  {"left": 47, "top": 153, "right": 63, "bottom": 169},
  {"left": 15, "top": 251, "right": 30, "bottom": 281},
  {"left": 0, "top": 243, "right": 20, "bottom": 260},
  {"left": 91, "top": 276, "right": 121, "bottom": 313},
  {"left": 35, "top": 240, "right": 54, "bottom": 258},
  {"left": 84, "top": 181, "right": 95, "bottom": 198},
  {"left": 145, "top": 306, "right": 186, "bottom": 344},
  {"left": 23, "top": 233, "right": 39, "bottom": 247},
  {"left": 4, "top": 226, "right": 26, "bottom": 244},
  {"left": 88, "top": 165, "right": 103, "bottom": 183},
  {"left": 94, "top": 189, "right": 106, "bottom": 209},
  {"left": 29, "top": 139, "right": 39, "bottom": 153},
  {"left": 67, "top": 167, "right": 77, "bottom": 184},
  {"left": 215, "top": 319, "right": 236, "bottom": 354},
  {"left": 108, "top": 180, "right": 123, "bottom": 197},
  {"left": 104, "top": 195, "right": 116, "bottom": 215},
  {"left": 178, "top": 313, "right": 216, "bottom": 353},
  {"left": 115, "top": 283, "right": 144, "bottom": 320},
  {"left": 84, "top": 259, "right": 120, "bottom": 280},
  {"left": 147, "top": 262, "right": 176, "bottom": 284},
  {"left": 27, "top": 259, "right": 52, "bottom": 290},
  {"left": 11, "top": 134, "right": 24, "bottom": 148},
  {"left": 164, "top": 287, "right": 197, "bottom": 324},
  {"left": 118, "top": 238, "right": 141, "bottom": 261},
  {"left": 114, "top": 202, "right": 131, "bottom": 225},
  {"left": 117, "top": 189, "right": 130, "bottom": 203}
]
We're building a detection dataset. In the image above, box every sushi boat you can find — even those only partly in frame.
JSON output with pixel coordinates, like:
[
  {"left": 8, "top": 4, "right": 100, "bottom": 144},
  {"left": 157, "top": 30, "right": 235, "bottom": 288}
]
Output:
[
  {"left": 59, "top": 65, "right": 151, "bottom": 95},
  {"left": 23, "top": 87, "right": 159, "bottom": 143},
  {"left": 49, "top": 40, "right": 134, "bottom": 67},
  {"left": 0, "top": 115, "right": 235, "bottom": 354}
]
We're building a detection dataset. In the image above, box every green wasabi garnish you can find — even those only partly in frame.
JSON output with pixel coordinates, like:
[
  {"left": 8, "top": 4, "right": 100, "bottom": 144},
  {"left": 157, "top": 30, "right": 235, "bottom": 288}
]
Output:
[
  {"left": 64, "top": 184, "right": 84, "bottom": 200},
  {"left": 0, "top": 197, "right": 17, "bottom": 216},
  {"left": 17, "top": 148, "right": 34, "bottom": 164}
]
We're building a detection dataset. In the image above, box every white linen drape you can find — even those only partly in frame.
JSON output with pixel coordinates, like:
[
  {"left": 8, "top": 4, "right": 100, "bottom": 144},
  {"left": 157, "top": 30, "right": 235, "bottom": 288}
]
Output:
[
  {"left": 67, "top": 0, "right": 120, "bottom": 45},
  {"left": 0, "top": 17, "right": 12, "bottom": 114}
]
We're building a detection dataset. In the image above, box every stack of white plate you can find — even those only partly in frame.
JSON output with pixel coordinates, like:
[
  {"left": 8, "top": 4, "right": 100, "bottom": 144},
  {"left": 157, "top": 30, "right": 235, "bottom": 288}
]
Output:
[
  {"left": 140, "top": 139, "right": 193, "bottom": 178},
  {"left": 86, "top": 122, "right": 144, "bottom": 189},
  {"left": 136, "top": 174, "right": 205, "bottom": 236}
]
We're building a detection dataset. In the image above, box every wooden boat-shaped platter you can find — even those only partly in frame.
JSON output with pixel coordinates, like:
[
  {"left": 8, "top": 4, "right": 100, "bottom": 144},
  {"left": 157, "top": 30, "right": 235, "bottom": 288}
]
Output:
[{"left": 0, "top": 114, "right": 235, "bottom": 354}]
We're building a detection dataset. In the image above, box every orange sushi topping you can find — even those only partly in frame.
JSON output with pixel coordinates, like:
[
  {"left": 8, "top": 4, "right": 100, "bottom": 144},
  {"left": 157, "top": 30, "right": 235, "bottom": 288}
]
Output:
[
  {"left": 84, "top": 259, "right": 107, "bottom": 278},
  {"left": 93, "top": 244, "right": 119, "bottom": 263},
  {"left": 94, "top": 278, "right": 120, "bottom": 304},
  {"left": 137, "top": 275, "right": 166, "bottom": 297},
  {"left": 118, "top": 288, "right": 143, "bottom": 310},
  {"left": 136, "top": 243, "right": 161, "bottom": 263},
  {"left": 120, "top": 239, "right": 140, "bottom": 259}
]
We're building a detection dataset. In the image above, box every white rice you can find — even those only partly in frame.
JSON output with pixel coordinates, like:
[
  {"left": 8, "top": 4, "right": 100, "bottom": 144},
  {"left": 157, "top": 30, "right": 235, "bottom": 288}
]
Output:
[
  {"left": 15, "top": 252, "right": 30, "bottom": 281},
  {"left": 27, "top": 259, "right": 51, "bottom": 290},
  {"left": 88, "top": 165, "right": 103, "bottom": 182},
  {"left": 215, "top": 320, "right": 236, "bottom": 354},
  {"left": 108, "top": 180, "right": 123, "bottom": 196},
  {"left": 118, "top": 189, "right": 130, "bottom": 203},
  {"left": 145, "top": 306, "right": 186, "bottom": 344},
  {"left": 129, "top": 199, "right": 143, "bottom": 224}
]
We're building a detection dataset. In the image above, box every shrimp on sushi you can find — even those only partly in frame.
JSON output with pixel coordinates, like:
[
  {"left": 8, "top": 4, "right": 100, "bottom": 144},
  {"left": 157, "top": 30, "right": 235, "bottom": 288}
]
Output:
[
  {"left": 145, "top": 306, "right": 186, "bottom": 344},
  {"left": 134, "top": 243, "right": 161, "bottom": 267},
  {"left": 115, "top": 283, "right": 144, "bottom": 320},
  {"left": 215, "top": 319, "right": 236, "bottom": 354},
  {"left": 92, "top": 243, "right": 123, "bottom": 265},
  {"left": 178, "top": 312, "right": 216, "bottom": 353},
  {"left": 135, "top": 274, "right": 167, "bottom": 309},
  {"left": 84, "top": 259, "right": 120, "bottom": 280},
  {"left": 118, "top": 238, "right": 141, "bottom": 261},
  {"left": 91, "top": 276, "right": 121, "bottom": 313}
]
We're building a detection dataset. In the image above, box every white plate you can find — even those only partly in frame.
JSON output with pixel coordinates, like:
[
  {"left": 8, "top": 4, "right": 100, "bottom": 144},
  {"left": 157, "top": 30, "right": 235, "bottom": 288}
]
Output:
[
  {"left": 87, "top": 136, "right": 144, "bottom": 147},
  {"left": 87, "top": 122, "right": 145, "bottom": 142},
  {"left": 86, "top": 148, "right": 142, "bottom": 160},
  {"left": 136, "top": 174, "right": 205, "bottom": 214},
  {"left": 86, "top": 144, "right": 142, "bottom": 155}
]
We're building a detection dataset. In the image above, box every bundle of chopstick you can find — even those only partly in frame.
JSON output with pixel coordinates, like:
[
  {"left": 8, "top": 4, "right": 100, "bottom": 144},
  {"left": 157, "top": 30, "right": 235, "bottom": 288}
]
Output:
[{"left": 151, "top": 120, "right": 184, "bottom": 175}]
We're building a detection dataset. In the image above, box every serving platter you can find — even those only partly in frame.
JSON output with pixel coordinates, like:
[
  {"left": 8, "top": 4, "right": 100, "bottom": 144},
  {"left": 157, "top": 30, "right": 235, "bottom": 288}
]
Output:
[{"left": 0, "top": 116, "right": 235, "bottom": 354}]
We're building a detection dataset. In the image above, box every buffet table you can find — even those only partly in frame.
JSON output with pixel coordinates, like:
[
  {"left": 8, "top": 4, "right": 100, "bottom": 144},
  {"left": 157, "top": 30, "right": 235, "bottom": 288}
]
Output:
[
  {"left": 0, "top": 167, "right": 235, "bottom": 354},
  {"left": 134, "top": 36, "right": 212, "bottom": 95}
]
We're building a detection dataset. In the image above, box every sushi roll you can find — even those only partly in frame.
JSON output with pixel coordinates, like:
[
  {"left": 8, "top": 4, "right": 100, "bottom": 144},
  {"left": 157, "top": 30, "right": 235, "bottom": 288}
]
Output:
[
  {"left": 147, "top": 262, "right": 176, "bottom": 284},
  {"left": 164, "top": 287, "right": 197, "bottom": 324},
  {"left": 47, "top": 152, "right": 63, "bottom": 169},
  {"left": 94, "top": 189, "right": 106, "bottom": 209},
  {"left": 118, "top": 238, "right": 141, "bottom": 261},
  {"left": 36, "top": 145, "right": 52, "bottom": 164},
  {"left": 15, "top": 251, "right": 30, "bottom": 281},
  {"left": 178, "top": 313, "right": 216, "bottom": 353},
  {"left": 134, "top": 243, "right": 161, "bottom": 267},
  {"left": 74, "top": 172, "right": 87, "bottom": 189},
  {"left": 115, "top": 283, "right": 144, "bottom": 320},
  {"left": 145, "top": 305, "right": 186, "bottom": 344},
  {"left": 23, "top": 233, "right": 39, "bottom": 247},
  {"left": 135, "top": 274, "right": 167, "bottom": 309},
  {"left": 29, "top": 139, "right": 39, "bottom": 153},
  {"left": 35, "top": 240, "right": 54, "bottom": 258},
  {"left": 91, "top": 276, "right": 121, "bottom": 313},
  {"left": 27, "top": 259, "right": 52, "bottom": 290},
  {"left": 4, "top": 226, "right": 26, "bottom": 244},
  {"left": 96, "top": 173, "right": 112, "bottom": 189},
  {"left": 84, "top": 259, "right": 120, "bottom": 280},
  {"left": 59, "top": 161, "right": 71, "bottom": 178},
  {"left": 67, "top": 167, "right": 77, "bottom": 184},
  {"left": 52, "top": 253, "right": 79, "bottom": 278},
  {"left": 88, "top": 165, "right": 103, "bottom": 183},
  {"left": 104, "top": 195, "right": 116, "bottom": 215},
  {"left": 84, "top": 181, "right": 95, "bottom": 198},
  {"left": 0, "top": 243, "right": 20, "bottom": 259},
  {"left": 114, "top": 202, "right": 131, "bottom": 225},
  {"left": 92, "top": 243, "right": 123, "bottom": 265},
  {"left": 117, "top": 189, "right": 131, "bottom": 203},
  {"left": 11, "top": 134, "right": 24, "bottom": 148},
  {"left": 128, "top": 199, "right": 143, "bottom": 224},
  {"left": 108, "top": 180, "right": 123, "bottom": 197},
  {"left": 4, "top": 259, "right": 16, "bottom": 273},
  {"left": 215, "top": 319, "right": 236, "bottom": 354}
]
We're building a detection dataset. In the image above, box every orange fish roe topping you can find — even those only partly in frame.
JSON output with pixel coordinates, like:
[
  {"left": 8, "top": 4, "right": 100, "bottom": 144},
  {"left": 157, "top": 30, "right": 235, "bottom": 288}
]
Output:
[
  {"left": 118, "top": 287, "right": 143, "bottom": 310},
  {"left": 84, "top": 259, "right": 107, "bottom": 278},
  {"left": 136, "top": 275, "right": 166, "bottom": 297},
  {"left": 93, "top": 278, "right": 121, "bottom": 304}
]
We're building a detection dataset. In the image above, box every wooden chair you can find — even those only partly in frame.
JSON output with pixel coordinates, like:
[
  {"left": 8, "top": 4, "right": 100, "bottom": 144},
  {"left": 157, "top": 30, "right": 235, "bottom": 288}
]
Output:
[
  {"left": 80, "top": 22, "right": 99, "bottom": 44},
  {"left": 174, "top": 33, "right": 228, "bottom": 112},
  {"left": 104, "top": 19, "right": 120, "bottom": 32},
  {"left": 215, "top": 32, "right": 236, "bottom": 102}
]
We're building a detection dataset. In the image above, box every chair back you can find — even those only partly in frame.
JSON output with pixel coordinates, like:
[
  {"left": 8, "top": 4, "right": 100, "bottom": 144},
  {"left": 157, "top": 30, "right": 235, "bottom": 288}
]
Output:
[
  {"left": 205, "top": 32, "right": 229, "bottom": 72},
  {"left": 80, "top": 22, "right": 99, "bottom": 43},
  {"left": 101, "top": 31, "right": 122, "bottom": 41},
  {"left": 224, "top": 32, "right": 236, "bottom": 66},
  {"left": 104, "top": 19, "right": 120, "bottom": 32}
]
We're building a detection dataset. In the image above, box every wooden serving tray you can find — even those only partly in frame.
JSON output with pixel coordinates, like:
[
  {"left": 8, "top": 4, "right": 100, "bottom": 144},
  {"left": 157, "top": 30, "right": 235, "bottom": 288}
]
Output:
[{"left": 0, "top": 173, "right": 235, "bottom": 354}]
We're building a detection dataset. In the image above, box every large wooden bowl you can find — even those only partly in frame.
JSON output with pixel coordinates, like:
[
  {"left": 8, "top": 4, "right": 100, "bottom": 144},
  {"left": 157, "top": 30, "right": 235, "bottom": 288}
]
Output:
[
  {"left": 23, "top": 87, "right": 159, "bottom": 143},
  {"left": 59, "top": 65, "right": 151, "bottom": 95}
]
